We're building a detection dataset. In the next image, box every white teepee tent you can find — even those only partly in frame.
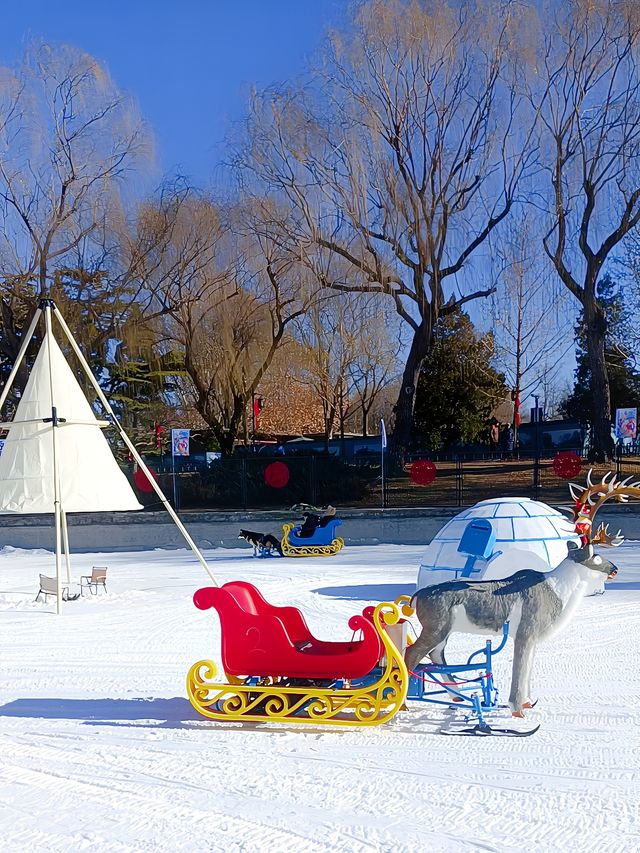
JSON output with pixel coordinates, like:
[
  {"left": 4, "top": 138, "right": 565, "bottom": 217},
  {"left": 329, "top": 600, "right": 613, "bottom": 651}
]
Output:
[
  {"left": 0, "top": 301, "right": 217, "bottom": 613},
  {"left": 0, "top": 334, "right": 143, "bottom": 514}
]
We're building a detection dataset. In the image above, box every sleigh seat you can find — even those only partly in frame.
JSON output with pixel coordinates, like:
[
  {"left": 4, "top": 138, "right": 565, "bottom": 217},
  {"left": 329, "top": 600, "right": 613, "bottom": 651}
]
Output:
[
  {"left": 288, "top": 518, "right": 342, "bottom": 546},
  {"left": 193, "top": 581, "right": 382, "bottom": 679}
]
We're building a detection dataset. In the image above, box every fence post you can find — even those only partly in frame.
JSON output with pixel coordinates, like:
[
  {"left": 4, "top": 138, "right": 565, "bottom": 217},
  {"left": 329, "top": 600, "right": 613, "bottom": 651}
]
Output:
[
  {"left": 533, "top": 453, "right": 540, "bottom": 501},
  {"left": 455, "top": 457, "right": 463, "bottom": 507},
  {"left": 385, "top": 467, "right": 388, "bottom": 509},
  {"left": 241, "top": 457, "right": 247, "bottom": 511}
]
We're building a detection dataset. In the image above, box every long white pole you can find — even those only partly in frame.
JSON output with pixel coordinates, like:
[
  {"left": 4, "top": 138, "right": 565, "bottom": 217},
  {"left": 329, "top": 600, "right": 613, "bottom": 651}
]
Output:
[
  {"left": 0, "top": 309, "right": 42, "bottom": 414},
  {"left": 61, "top": 508, "right": 72, "bottom": 584},
  {"left": 52, "top": 307, "right": 218, "bottom": 585},
  {"left": 44, "top": 306, "right": 63, "bottom": 614}
]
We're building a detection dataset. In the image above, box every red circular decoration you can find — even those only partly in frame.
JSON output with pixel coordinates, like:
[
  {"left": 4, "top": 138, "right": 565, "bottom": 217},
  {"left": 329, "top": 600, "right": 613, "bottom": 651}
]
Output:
[
  {"left": 410, "top": 459, "right": 437, "bottom": 486},
  {"left": 552, "top": 451, "right": 582, "bottom": 480},
  {"left": 133, "top": 465, "right": 158, "bottom": 493},
  {"left": 265, "top": 460, "right": 290, "bottom": 489}
]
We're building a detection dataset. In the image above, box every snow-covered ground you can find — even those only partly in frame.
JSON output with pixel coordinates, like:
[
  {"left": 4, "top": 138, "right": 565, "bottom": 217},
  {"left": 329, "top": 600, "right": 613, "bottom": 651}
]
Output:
[{"left": 0, "top": 541, "right": 638, "bottom": 853}]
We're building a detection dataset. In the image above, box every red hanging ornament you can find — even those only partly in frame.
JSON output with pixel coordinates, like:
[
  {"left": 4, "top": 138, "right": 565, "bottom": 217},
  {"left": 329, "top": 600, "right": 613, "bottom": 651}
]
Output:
[
  {"left": 410, "top": 459, "right": 437, "bottom": 486},
  {"left": 133, "top": 465, "right": 158, "bottom": 493},
  {"left": 552, "top": 451, "right": 582, "bottom": 480},
  {"left": 265, "top": 460, "right": 289, "bottom": 489},
  {"left": 154, "top": 423, "right": 165, "bottom": 450}
]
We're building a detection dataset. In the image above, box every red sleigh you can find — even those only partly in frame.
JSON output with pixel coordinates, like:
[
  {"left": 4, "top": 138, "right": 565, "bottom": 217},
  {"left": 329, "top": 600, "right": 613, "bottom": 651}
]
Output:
[{"left": 192, "top": 581, "right": 383, "bottom": 680}]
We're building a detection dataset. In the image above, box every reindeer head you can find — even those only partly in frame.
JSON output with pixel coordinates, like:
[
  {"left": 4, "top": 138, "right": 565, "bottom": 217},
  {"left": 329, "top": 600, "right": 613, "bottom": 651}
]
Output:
[
  {"left": 568, "top": 470, "right": 640, "bottom": 547},
  {"left": 567, "top": 542, "right": 618, "bottom": 579}
]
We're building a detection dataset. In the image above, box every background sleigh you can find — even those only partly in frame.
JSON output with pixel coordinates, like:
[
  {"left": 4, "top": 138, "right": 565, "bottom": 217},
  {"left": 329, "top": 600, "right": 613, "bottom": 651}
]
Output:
[{"left": 280, "top": 518, "right": 344, "bottom": 557}]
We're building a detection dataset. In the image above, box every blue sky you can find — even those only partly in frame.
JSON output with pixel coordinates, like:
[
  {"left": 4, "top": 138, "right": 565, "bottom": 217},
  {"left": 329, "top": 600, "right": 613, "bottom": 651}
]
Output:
[{"left": 0, "top": 1, "right": 343, "bottom": 186}]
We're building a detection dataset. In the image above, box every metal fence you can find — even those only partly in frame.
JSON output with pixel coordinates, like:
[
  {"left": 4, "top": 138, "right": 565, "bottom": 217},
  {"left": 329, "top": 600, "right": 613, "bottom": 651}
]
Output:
[{"left": 128, "top": 452, "right": 640, "bottom": 512}]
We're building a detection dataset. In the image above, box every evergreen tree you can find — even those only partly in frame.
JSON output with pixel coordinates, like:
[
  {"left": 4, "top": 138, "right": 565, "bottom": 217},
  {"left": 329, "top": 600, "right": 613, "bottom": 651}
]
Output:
[
  {"left": 561, "top": 275, "right": 640, "bottom": 443},
  {"left": 413, "top": 309, "right": 509, "bottom": 450}
]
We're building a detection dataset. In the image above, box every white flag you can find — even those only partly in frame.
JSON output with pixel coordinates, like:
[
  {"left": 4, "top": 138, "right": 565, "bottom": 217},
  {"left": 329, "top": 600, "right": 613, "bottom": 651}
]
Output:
[{"left": 380, "top": 419, "right": 387, "bottom": 449}]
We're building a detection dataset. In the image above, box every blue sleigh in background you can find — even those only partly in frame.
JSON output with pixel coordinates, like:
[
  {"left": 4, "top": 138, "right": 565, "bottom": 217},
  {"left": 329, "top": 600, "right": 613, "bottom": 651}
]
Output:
[{"left": 281, "top": 518, "right": 344, "bottom": 557}]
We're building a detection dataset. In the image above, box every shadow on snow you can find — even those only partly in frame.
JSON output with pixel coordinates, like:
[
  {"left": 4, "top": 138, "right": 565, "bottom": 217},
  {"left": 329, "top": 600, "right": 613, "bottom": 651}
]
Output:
[
  {"left": 0, "top": 696, "right": 202, "bottom": 723},
  {"left": 312, "top": 582, "right": 416, "bottom": 601}
]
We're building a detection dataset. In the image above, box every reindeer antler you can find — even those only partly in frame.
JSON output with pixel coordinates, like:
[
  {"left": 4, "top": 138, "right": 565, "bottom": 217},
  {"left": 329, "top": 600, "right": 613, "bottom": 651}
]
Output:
[
  {"left": 569, "top": 469, "right": 640, "bottom": 546},
  {"left": 590, "top": 522, "right": 624, "bottom": 547}
]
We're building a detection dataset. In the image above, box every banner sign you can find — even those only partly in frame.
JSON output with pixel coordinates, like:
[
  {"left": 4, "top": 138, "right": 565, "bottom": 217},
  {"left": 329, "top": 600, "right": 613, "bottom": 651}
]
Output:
[
  {"left": 615, "top": 408, "right": 637, "bottom": 440},
  {"left": 171, "top": 428, "right": 191, "bottom": 457}
]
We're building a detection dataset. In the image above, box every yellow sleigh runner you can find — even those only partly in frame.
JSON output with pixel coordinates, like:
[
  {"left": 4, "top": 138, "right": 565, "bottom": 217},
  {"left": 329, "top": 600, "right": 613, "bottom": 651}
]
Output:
[{"left": 187, "top": 583, "right": 408, "bottom": 727}]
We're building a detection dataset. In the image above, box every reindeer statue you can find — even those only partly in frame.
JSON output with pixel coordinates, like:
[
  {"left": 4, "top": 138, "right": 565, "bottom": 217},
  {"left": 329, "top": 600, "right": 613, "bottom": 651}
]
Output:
[
  {"left": 406, "top": 543, "right": 618, "bottom": 718},
  {"left": 406, "top": 470, "right": 640, "bottom": 720}
]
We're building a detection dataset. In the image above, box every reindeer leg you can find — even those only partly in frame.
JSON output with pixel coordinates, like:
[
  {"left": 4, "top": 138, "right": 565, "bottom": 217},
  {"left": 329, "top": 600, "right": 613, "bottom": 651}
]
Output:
[
  {"left": 429, "top": 639, "right": 448, "bottom": 667},
  {"left": 521, "top": 644, "right": 537, "bottom": 709},
  {"left": 509, "top": 628, "right": 536, "bottom": 717},
  {"left": 405, "top": 622, "right": 449, "bottom": 673}
]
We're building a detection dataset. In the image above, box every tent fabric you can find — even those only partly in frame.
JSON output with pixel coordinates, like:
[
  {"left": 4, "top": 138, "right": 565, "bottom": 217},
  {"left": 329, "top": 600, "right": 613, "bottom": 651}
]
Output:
[{"left": 0, "top": 334, "right": 142, "bottom": 514}]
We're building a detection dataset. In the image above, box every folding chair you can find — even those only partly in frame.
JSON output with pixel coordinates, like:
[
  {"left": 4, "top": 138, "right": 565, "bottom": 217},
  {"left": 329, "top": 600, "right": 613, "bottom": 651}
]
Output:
[
  {"left": 35, "top": 574, "right": 74, "bottom": 602},
  {"left": 80, "top": 566, "right": 108, "bottom": 596}
]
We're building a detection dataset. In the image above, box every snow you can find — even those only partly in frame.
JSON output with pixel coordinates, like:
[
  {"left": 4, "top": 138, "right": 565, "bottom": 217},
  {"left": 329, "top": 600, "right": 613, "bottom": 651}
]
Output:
[{"left": 1, "top": 541, "right": 639, "bottom": 852}]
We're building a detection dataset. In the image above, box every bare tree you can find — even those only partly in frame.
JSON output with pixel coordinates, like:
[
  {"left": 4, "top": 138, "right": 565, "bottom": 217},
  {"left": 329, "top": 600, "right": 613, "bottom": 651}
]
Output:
[
  {"left": 146, "top": 195, "right": 314, "bottom": 454},
  {"left": 491, "top": 213, "right": 574, "bottom": 445},
  {"left": 528, "top": 0, "right": 640, "bottom": 459},
  {"left": 0, "top": 42, "right": 148, "bottom": 295},
  {"left": 236, "top": 0, "right": 534, "bottom": 468},
  {"left": 347, "top": 297, "right": 402, "bottom": 437},
  {"left": 0, "top": 41, "right": 149, "bottom": 398},
  {"left": 294, "top": 295, "right": 360, "bottom": 450}
]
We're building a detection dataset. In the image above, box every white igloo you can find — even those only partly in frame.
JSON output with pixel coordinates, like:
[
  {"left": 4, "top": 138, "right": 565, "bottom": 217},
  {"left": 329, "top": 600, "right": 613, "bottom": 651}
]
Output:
[{"left": 417, "top": 497, "right": 581, "bottom": 590}]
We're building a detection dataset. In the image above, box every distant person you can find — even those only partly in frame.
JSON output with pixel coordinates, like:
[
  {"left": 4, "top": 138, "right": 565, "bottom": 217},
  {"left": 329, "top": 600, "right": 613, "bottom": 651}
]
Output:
[
  {"left": 500, "top": 424, "right": 515, "bottom": 459},
  {"left": 298, "top": 505, "right": 336, "bottom": 537},
  {"left": 318, "top": 505, "right": 336, "bottom": 527},
  {"left": 298, "top": 511, "right": 321, "bottom": 537},
  {"left": 490, "top": 422, "right": 500, "bottom": 453}
]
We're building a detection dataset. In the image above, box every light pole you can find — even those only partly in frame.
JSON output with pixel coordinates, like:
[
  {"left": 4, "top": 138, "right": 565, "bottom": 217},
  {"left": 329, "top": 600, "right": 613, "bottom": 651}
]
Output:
[
  {"left": 532, "top": 393, "right": 541, "bottom": 500},
  {"left": 251, "top": 391, "right": 256, "bottom": 451}
]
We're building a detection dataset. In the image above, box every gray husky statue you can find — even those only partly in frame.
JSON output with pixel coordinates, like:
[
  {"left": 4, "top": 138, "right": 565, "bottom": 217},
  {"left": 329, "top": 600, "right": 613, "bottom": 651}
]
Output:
[{"left": 405, "top": 543, "right": 617, "bottom": 717}]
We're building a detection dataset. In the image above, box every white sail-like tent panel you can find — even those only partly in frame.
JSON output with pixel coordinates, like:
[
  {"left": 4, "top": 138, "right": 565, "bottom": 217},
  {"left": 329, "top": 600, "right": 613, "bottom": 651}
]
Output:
[
  {"left": 0, "top": 301, "right": 216, "bottom": 613},
  {"left": 0, "top": 335, "right": 142, "bottom": 514}
]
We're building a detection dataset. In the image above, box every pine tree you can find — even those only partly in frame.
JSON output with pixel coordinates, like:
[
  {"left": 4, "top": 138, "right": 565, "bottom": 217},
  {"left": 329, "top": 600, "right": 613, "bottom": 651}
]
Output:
[{"left": 413, "top": 309, "right": 509, "bottom": 450}]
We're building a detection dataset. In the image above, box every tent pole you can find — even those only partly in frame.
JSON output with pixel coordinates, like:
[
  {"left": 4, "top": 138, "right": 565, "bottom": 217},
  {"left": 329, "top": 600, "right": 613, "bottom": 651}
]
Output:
[
  {"left": 44, "top": 305, "right": 64, "bottom": 614},
  {"left": 61, "top": 508, "right": 72, "bottom": 584},
  {"left": 0, "top": 308, "right": 42, "bottom": 415},
  {"left": 54, "top": 502, "right": 63, "bottom": 615},
  {"left": 52, "top": 306, "right": 218, "bottom": 586}
]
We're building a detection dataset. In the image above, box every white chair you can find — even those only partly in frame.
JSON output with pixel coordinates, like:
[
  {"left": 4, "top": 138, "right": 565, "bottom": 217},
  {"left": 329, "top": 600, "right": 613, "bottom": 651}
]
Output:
[
  {"left": 35, "top": 574, "right": 74, "bottom": 602},
  {"left": 80, "top": 566, "right": 108, "bottom": 596}
]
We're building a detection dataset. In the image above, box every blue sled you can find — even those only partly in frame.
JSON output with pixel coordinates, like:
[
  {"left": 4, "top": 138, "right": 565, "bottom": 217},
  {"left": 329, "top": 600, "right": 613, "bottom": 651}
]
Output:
[{"left": 281, "top": 518, "right": 344, "bottom": 557}]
